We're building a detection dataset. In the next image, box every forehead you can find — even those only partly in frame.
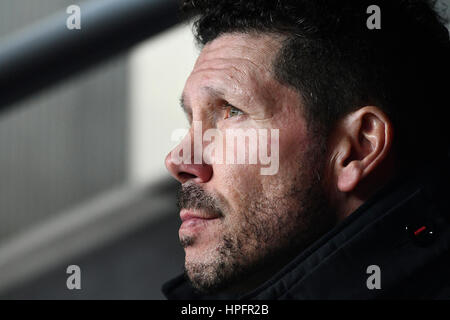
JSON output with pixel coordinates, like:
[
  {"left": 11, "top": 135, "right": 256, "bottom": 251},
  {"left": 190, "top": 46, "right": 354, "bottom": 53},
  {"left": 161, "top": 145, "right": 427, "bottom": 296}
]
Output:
[
  {"left": 183, "top": 33, "right": 285, "bottom": 102},
  {"left": 194, "top": 33, "right": 283, "bottom": 71}
]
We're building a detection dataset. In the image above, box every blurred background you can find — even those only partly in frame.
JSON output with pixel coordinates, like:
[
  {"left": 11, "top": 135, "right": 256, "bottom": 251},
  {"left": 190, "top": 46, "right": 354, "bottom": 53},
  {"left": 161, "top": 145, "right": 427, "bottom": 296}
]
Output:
[
  {"left": 0, "top": 0, "right": 197, "bottom": 299},
  {"left": 0, "top": 0, "right": 448, "bottom": 300}
]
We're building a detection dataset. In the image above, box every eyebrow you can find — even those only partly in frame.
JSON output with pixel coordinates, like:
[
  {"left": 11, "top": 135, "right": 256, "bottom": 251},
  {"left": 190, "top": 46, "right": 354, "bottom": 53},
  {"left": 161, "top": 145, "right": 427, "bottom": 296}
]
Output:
[{"left": 179, "top": 86, "right": 227, "bottom": 115}]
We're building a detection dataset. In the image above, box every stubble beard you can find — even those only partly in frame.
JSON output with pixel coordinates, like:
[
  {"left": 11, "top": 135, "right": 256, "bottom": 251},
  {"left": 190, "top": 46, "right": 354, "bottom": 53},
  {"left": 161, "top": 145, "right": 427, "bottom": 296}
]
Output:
[{"left": 178, "top": 139, "right": 335, "bottom": 295}]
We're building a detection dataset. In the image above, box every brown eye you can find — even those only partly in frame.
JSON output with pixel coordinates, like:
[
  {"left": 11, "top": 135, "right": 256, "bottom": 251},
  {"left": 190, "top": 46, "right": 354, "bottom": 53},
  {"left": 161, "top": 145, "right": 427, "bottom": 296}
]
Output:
[{"left": 223, "top": 104, "right": 243, "bottom": 119}]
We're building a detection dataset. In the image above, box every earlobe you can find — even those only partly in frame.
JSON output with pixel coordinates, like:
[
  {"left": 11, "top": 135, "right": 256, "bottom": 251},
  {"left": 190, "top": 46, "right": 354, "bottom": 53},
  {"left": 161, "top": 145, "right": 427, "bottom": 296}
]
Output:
[{"left": 337, "top": 160, "right": 363, "bottom": 192}]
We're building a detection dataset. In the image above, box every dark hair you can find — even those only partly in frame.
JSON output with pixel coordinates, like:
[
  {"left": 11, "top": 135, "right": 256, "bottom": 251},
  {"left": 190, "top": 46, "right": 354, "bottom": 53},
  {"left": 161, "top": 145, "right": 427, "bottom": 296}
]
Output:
[{"left": 181, "top": 0, "right": 450, "bottom": 166}]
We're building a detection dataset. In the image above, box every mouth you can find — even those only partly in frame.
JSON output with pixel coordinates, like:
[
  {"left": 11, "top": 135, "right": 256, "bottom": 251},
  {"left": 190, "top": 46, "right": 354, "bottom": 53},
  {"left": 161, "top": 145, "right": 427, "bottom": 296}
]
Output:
[{"left": 179, "top": 209, "right": 221, "bottom": 236}]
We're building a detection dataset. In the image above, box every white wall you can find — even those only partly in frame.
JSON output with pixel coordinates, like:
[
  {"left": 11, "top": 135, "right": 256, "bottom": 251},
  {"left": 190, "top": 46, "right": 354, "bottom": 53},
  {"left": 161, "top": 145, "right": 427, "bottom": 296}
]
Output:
[{"left": 128, "top": 23, "right": 199, "bottom": 184}]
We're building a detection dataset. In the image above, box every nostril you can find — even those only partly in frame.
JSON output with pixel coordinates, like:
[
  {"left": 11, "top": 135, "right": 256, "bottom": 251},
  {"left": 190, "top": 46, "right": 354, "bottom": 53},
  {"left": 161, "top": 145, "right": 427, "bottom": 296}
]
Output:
[
  {"left": 167, "top": 162, "right": 213, "bottom": 184},
  {"left": 178, "top": 172, "right": 197, "bottom": 181}
]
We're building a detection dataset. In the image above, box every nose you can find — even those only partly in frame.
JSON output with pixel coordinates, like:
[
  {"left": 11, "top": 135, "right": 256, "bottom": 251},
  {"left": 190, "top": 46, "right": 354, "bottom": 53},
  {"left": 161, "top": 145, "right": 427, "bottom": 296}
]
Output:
[{"left": 165, "top": 144, "right": 213, "bottom": 185}]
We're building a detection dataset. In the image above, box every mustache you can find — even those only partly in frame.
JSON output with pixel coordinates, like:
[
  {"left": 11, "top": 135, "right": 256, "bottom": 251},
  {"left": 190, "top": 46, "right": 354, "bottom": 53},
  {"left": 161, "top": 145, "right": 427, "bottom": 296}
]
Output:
[{"left": 177, "top": 183, "right": 224, "bottom": 217}]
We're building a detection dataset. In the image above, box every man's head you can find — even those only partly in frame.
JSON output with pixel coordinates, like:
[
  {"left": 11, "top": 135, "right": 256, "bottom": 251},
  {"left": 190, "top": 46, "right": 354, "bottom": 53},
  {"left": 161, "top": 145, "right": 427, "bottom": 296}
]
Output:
[{"left": 165, "top": 0, "right": 450, "bottom": 294}]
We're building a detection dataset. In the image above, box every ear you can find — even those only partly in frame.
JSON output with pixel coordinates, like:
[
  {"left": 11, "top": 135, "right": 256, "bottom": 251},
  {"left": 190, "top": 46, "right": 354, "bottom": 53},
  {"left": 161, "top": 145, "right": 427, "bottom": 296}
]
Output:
[{"left": 332, "top": 106, "right": 393, "bottom": 193}]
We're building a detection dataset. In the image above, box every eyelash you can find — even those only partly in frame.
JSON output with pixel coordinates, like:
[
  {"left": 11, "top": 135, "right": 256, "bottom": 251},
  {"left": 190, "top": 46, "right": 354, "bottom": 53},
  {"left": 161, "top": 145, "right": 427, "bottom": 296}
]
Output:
[{"left": 223, "top": 103, "right": 244, "bottom": 119}]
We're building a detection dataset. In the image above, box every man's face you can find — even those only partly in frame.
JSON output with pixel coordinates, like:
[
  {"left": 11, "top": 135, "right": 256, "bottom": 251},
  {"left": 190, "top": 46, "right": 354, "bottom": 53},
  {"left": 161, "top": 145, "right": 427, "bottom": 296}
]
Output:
[{"left": 165, "top": 33, "right": 335, "bottom": 293}]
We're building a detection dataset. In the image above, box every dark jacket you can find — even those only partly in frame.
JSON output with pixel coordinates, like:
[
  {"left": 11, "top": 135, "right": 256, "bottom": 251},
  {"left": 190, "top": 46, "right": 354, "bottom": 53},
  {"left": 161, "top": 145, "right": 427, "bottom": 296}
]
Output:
[{"left": 162, "top": 157, "right": 450, "bottom": 299}]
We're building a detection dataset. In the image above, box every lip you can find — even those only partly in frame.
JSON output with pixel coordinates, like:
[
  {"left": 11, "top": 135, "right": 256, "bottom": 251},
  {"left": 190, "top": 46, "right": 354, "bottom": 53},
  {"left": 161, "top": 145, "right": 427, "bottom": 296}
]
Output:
[
  {"left": 179, "top": 209, "right": 220, "bottom": 235},
  {"left": 180, "top": 209, "right": 220, "bottom": 222}
]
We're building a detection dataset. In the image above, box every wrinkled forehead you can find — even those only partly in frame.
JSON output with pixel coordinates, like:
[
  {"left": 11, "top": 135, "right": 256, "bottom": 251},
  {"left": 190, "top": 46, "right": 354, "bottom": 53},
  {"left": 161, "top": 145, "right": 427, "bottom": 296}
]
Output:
[
  {"left": 193, "top": 32, "right": 285, "bottom": 73},
  {"left": 183, "top": 32, "right": 287, "bottom": 108}
]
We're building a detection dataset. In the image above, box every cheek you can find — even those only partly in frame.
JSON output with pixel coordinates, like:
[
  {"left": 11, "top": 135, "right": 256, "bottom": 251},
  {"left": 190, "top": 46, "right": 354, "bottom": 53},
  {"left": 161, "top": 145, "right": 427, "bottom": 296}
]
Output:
[
  {"left": 209, "top": 125, "right": 309, "bottom": 203},
  {"left": 259, "top": 125, "right": 310, "bottom": 194},
  {"left": 279, "top": 129, "right": 307, "bottom": 167},
  {"left": 212, "top": 162, "right": 263, "bottom": 210},
  {"left": 208, "top": 108, "right": 310, "bottom": 207}
]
